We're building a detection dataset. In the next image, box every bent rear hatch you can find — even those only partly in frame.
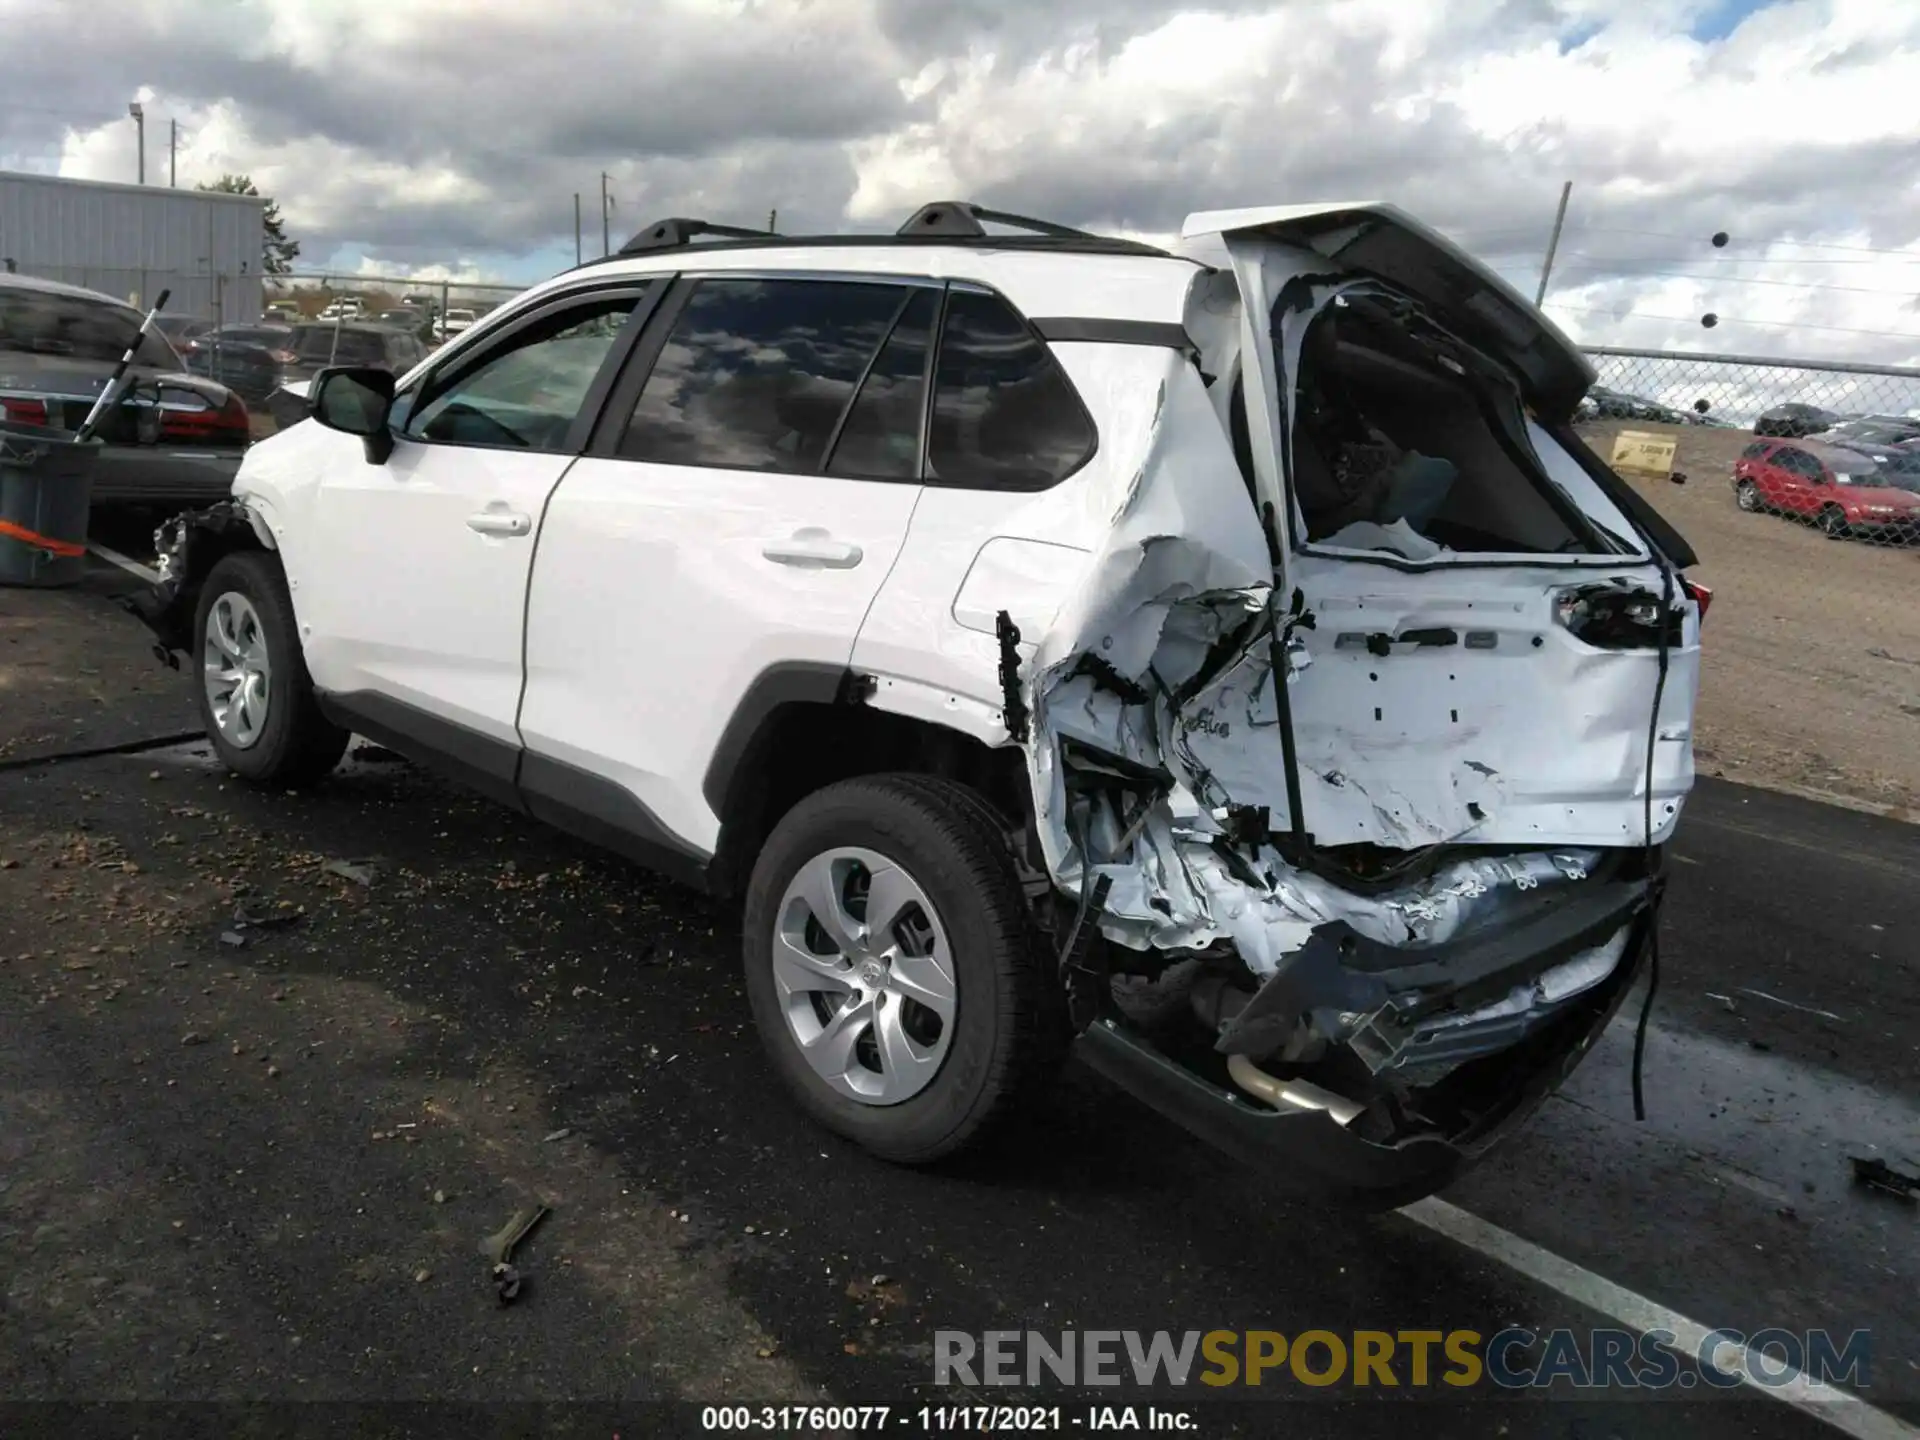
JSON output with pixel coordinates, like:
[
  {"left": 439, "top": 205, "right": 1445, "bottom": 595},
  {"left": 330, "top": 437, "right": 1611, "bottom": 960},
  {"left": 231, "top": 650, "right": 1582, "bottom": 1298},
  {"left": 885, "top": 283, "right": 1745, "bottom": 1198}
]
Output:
[{"left": 1163, "top": 204, "right": 1701, "bottom": 852}]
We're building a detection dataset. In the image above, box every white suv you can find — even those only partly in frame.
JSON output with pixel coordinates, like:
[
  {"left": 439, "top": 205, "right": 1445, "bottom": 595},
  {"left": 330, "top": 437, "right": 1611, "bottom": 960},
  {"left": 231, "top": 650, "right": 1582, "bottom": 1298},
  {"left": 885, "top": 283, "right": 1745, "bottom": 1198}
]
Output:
[{"left": 133, "top": 200, "right": 1705, "bottom": 1206}]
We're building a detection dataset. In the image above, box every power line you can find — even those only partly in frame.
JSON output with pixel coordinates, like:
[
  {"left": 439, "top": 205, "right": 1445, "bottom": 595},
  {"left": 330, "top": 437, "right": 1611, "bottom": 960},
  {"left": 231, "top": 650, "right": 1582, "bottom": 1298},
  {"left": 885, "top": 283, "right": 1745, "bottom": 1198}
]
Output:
[
  {"left": 1544, "top": 300, "right": 1920, "bottom": 342},
  {"left": 1566, "top": 224, "right": 1920, "bottom": 259},
  {"left": 1544, "top": 264, "right": 1920, "bottom": 297},
  {"left": 1554, "top": 248, "right": 1920, "bottom": 268}
]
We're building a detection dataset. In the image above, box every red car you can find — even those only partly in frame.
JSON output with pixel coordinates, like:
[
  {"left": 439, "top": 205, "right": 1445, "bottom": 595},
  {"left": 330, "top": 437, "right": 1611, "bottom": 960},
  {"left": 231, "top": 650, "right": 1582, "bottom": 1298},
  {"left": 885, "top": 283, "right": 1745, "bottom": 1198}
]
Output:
[{"left": 1732, "top": 437, "right": 1920, "bottom": 543}]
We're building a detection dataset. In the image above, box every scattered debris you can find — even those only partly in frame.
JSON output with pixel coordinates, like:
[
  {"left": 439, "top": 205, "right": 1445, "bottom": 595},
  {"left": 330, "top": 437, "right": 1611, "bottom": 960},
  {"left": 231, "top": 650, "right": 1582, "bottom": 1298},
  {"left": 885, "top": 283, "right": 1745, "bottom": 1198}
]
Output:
[
  {"left": 233, "top": 903, "right": 303, "bottom": 931},
  {"left": 1705, "top": 991, "right": 1737, "bottom": 1014},
  {"left": 414, "top": 1268, "right": 431, "bottom": 1284},
  {"left": 181, "top": 1031, "right": 206, "bottom": 1046},
  {"left": 218, "top": 930, "right": 248, "bottom": 949},
  {"left": 433, "top": 1190, "right": 448, "bottom": 1205},
  {"left": 542, "top": 1128, "right": 572, "bottom": 1143},
  {"left": 322, "top": 857, "right": 383, "bottom": 888},
  {"left": 1849, "top": 1156, "right": 1920, "bottom": 1203},
  {"left": 479, "top": 1203, "right": 550, "bottom": 1306},
  {"left": 1736, "top": 988, "right": 1844, "bottom": 1023}
]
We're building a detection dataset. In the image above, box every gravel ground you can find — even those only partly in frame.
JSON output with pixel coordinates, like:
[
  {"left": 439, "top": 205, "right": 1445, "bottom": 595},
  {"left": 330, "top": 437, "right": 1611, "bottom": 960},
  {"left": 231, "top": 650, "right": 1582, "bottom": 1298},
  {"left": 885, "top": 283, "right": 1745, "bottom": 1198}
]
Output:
[
  {"left": 1, "top": 580, "right": 1915, "bottom": 1436},
  {"left": 1576, "top": 419, "right": 1920, "bottom": 818}
]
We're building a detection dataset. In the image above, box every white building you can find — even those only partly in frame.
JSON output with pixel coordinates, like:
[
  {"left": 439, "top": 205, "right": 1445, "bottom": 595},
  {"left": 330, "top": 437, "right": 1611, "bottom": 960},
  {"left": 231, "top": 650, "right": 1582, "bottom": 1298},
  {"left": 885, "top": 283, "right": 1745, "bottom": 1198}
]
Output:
[{"left": 0, "top": 169, "right": 268, "bottom": 323}]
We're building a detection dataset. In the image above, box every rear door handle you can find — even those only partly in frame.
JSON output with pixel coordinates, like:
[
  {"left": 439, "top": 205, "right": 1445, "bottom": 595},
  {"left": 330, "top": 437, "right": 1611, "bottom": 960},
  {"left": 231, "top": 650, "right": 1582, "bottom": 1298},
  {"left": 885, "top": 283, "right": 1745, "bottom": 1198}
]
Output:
[
  {"left": 761, "top": 528, "right": 863, "bottom": 569},
  {"left": 468, "top": 510, "right": 532, "bottom": 537}
]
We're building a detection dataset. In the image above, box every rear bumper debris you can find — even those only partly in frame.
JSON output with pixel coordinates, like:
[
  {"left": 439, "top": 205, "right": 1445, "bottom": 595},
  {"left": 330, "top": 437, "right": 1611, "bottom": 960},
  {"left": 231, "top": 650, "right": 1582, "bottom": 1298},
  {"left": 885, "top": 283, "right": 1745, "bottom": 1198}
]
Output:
[{"left": 1076, "top": 899, "right": 1656, "bottom": 1208}]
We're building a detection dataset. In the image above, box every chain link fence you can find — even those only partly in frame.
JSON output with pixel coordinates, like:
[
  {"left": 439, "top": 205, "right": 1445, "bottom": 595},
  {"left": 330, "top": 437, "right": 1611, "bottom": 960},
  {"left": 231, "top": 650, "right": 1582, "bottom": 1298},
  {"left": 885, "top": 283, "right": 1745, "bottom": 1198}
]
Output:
[
  {"left": 1570, "top": 346, "right": 1920, "bottom": 815},
  {"left": 262, "top": 271, "right": 528, "bottom": 345}
]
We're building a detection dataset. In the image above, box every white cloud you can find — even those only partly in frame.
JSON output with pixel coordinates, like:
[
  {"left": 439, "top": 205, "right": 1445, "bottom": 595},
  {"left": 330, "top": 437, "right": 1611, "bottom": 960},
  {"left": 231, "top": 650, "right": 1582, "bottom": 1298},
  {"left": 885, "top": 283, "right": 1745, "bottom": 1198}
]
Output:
[{"left": 4, "top": 0, "right": 1918, "bottom": 367}]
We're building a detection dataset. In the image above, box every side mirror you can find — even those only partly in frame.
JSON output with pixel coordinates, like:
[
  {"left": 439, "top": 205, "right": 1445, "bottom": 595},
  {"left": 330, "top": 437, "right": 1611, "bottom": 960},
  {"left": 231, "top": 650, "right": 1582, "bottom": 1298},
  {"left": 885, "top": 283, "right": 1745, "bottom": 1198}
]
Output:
[{"left": 311, "top": 366, "right": 397, "bottom": 464}]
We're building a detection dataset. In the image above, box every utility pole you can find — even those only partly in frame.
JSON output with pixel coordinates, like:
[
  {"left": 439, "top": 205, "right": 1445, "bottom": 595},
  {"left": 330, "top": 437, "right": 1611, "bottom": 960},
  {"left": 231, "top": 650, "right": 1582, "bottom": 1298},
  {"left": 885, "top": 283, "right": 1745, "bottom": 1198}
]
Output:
[
  {"left": 600, "top": 172, "right": 612, "bottom": 257},
  {"left": 128, "top": 101, "right": 145, "bottom": 184},
  {"left": 169, "top": 118, "right": 177, "bottom": 187},
  {"left": 574, "top": 193, "right": 582, "bottom": 265},
  {"left": 1535, "top": 180, "right": 1572, "bottom": 308},
  {"left": 768, "top": 208, "right": 777, "bottom": 233}
]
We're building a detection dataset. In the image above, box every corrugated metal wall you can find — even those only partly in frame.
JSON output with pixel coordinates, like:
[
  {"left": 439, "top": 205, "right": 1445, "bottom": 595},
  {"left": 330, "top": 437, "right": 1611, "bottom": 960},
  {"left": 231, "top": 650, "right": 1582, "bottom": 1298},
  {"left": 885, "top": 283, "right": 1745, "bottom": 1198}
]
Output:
[{"left": 0, "top": 170, "right": 266, "bottom": 324}]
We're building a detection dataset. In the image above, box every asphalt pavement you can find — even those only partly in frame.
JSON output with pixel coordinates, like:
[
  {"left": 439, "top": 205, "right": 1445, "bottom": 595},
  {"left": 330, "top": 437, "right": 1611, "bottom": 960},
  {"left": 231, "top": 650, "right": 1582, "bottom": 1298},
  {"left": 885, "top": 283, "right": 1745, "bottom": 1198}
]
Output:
[{"left": 0, "top": 562, "right": 1913, "bottom": 1439}]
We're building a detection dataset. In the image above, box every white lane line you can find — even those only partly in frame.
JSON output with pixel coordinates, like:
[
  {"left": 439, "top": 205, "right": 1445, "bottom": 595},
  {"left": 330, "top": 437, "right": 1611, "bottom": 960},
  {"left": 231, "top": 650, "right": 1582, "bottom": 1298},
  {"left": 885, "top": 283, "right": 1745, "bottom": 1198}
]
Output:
[
  {"left": 1402, "top": 1197, "right": 1917, "bottom": 1440},
  {"left": 86, "top": 541, "right": 159, "bottom": 584}
]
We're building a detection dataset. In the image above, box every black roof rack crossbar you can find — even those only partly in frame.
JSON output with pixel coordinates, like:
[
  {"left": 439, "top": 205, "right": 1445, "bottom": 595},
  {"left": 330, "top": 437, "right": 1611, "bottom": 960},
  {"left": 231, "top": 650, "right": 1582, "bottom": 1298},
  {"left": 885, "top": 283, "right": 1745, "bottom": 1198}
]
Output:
[
  {"left": 618, "top": 218, "right": 780, "bottom": 255},
  {"left": 896, "top": 201, "right": 1093, "bottom": 241}
]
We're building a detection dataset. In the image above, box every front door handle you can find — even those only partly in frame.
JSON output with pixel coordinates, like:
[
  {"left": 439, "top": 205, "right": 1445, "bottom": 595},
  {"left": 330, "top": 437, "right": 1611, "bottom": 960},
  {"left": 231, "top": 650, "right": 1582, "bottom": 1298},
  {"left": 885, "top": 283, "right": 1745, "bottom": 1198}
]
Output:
[
  {"left": 761, "top": 527, "right": 863, "bottom": 569},
  {"left": 468, "top": 510, "right": 532, "bottom": 537}
]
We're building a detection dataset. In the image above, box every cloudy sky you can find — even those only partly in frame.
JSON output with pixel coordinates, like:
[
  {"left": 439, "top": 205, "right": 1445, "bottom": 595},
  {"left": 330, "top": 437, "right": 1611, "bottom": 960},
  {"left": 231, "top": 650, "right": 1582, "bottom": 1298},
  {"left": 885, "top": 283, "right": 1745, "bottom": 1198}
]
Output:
[{"left": 4, "top": 0, "right": 1919, "bottom": 368}]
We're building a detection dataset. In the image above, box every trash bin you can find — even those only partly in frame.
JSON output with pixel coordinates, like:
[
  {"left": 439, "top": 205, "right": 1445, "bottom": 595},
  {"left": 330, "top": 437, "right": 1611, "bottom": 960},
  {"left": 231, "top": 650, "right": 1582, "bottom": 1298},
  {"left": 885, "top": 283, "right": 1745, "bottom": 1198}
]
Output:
[{"left": 0, "top": 419, "right": 101, "bottom": 588}]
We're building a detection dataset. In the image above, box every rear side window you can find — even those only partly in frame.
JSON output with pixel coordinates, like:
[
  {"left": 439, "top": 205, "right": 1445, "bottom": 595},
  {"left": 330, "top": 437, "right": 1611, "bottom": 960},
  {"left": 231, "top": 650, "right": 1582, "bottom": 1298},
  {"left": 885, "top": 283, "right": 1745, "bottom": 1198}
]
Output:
[
  {"left": 618, "top": 278, "right": 909, "bottom": 473},
  {"left": 926, "top": 289, "right": 1095, "bottom": 490}
]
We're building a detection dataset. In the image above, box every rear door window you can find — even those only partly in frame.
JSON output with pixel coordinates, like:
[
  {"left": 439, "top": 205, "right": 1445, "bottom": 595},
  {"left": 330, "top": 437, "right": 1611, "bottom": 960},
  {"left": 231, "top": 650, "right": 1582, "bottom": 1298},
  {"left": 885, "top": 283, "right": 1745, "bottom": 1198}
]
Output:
[
  {"left": 925, "top": 288, "right": 1095, "bottom": 490},
  {"left": 617, "top": 277, "right": 911, "bottom": 474},
  {"left": 824, "top": 287, "right": 938, "bottom": 481}
]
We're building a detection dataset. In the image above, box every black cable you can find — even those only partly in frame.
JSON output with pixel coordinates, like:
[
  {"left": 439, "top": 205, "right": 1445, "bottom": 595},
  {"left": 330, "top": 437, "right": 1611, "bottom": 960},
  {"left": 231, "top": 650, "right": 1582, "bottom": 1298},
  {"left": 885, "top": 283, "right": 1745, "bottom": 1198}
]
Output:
[
  {"left": 1630, "top": 560, "right": 1677, "bottom": 1122},
  {"left": 0, "top": 730, "right": 206, "bottom": 776}
]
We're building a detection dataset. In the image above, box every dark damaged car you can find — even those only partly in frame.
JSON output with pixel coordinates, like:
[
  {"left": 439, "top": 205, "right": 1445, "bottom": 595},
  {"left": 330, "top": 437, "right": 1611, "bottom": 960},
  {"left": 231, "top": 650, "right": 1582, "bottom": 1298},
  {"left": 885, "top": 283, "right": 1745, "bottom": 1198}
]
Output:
[
  {"left": 0, "top": 274, "right": 251, "bottom": 505},
  {"left": 125, "top": 200, "right": 1705, "bottom": 1207}
]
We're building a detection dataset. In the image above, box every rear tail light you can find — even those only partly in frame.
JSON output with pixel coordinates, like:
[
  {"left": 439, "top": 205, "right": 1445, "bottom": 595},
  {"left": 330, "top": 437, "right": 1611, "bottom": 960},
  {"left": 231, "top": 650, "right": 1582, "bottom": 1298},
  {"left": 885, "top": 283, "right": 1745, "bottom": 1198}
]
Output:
[
  {"left": 1552, "top": 581, "right": 1684, "bottom": 650},
  {"left": 2, "top": 397, "right": 48, "bottom": 427},
  {"left": 1681, "top": 577, "right": 1712, "bottom": 623},
  {"left": 158, "top": 391, "right": 251, "bottom": 443}
]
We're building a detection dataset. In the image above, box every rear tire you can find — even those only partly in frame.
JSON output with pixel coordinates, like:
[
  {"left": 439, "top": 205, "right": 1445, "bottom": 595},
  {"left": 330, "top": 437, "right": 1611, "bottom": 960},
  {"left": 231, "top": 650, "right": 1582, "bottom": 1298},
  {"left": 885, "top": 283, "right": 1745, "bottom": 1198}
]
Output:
[
  {"left": 1820, "top": 505, "right": 1848, "bottom": 540},
  {"left": 193, "top": 551, "right": 349, "bottom": 786},
  {"left": 741, "top": 774, "right": 1058, "bottom": 1164}
]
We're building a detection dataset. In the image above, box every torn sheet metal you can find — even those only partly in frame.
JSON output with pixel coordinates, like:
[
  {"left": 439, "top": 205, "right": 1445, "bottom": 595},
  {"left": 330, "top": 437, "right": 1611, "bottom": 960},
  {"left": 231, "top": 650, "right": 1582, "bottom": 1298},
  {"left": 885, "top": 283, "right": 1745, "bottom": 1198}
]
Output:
[{"left": 1018, "top": 240, "right": 1691, "bottom": 999}]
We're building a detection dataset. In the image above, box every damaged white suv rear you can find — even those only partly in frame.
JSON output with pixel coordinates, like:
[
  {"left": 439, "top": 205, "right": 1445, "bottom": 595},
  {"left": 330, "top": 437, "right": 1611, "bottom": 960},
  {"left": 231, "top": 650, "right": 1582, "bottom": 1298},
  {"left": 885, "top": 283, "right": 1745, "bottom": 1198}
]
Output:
[{"left": 131, "top": 201, "right": 1704, "bottom": 1207}]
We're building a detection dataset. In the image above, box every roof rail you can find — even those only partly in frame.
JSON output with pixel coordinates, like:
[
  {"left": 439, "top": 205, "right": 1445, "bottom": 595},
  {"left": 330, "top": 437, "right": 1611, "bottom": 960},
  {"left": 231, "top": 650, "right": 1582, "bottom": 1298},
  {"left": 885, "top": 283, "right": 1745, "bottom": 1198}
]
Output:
[
  {"left": 896, "top": 201, "right": 1093, "bottom": 241},
  {"left": 617, "top": 218, "right": 780, "bottom": 255}
]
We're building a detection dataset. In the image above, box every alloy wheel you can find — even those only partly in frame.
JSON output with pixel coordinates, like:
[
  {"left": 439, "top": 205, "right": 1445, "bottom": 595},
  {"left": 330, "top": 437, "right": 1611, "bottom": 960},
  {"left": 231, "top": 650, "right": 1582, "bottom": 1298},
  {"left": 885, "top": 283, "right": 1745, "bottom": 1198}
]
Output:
[
  {"left": 771, "top": 846, "right": 958, "bottom": 1105},
  {"left": 203, "top": 590, "right": 272, "bottom": 748}
]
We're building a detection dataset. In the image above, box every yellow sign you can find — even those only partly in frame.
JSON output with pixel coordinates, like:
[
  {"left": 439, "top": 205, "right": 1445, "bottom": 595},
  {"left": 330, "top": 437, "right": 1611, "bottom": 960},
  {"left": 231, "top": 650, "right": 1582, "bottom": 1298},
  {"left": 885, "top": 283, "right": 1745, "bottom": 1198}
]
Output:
[{"left": 1611, "top": 430, "right": 1678, "bottom": 478}]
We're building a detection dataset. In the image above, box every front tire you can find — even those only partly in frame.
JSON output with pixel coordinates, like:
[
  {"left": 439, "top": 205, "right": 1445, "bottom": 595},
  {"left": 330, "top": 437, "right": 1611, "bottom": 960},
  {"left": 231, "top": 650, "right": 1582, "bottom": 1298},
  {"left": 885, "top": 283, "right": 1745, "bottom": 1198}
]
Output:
[
  {"left": 1820, "top": 505, "right": 1849, "bottom": 540},
  {"left": 741, "top": 774, "right": 1057, "bottom": 1164},
  {"left": 1735, "top": 480, "right": 1760, "bottom": 512},
  {"left": 193, "top": 551, "right": 349, "bottom": 785}
]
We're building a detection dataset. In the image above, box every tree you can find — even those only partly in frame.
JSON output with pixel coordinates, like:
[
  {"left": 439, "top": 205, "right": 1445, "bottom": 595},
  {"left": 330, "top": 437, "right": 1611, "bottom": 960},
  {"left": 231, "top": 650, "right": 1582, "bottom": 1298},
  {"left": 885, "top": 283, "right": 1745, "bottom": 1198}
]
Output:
[{"left": 197, "top": 174, "right": 301, "bottom": 274}]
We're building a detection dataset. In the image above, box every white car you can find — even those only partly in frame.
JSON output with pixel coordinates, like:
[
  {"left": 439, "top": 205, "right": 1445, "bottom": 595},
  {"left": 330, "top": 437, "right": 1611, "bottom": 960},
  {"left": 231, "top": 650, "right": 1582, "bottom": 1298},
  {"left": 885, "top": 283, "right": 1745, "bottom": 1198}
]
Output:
[
  {"left": 132, "top": 200, "right": 1705, "bottom": 1204},
  {"left": 436, "top": 307, "right": 478, "bottom": 339}
]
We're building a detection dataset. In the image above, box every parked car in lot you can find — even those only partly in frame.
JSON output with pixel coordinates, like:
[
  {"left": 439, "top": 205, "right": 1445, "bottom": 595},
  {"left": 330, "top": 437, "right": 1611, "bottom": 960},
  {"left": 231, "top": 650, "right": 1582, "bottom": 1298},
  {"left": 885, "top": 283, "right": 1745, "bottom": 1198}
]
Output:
[
  {"left": 181, "top": 322, "right": 299, "bottom": 404},
  {"left": 130, "top": 200, "right": 1705, "bottom": 1206},
  {"left": 1733, "top": 437, "right": 1920, "bottom": 542},
  {"left": 1824, "top": 416, "right": 1920, "bottom": 448},
  {"left": 1754, "top": 402, "right": 1843, "bottom": 438},
  {"left": 0, "top": 273, "right": 249, "bottom": 505},
  {"left": 281, "top": 321, "right": 430, "bottom": 386}
]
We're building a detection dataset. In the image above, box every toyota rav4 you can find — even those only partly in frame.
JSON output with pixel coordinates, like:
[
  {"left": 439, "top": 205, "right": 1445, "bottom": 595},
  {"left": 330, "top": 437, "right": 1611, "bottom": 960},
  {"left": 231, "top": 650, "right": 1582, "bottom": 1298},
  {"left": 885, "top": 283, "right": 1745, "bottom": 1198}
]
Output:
[{"left": 130, "top": 200, "right": 1705, "bottom": 1206}]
